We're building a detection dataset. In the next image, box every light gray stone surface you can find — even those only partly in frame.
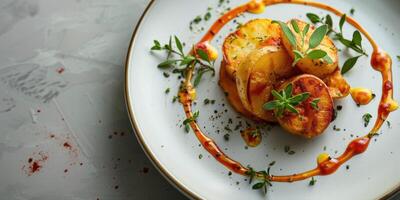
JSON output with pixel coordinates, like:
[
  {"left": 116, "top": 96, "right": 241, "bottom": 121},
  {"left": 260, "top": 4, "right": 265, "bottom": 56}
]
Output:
[{"left": 0, "top": 0, "right": 185, "bottom": 199}]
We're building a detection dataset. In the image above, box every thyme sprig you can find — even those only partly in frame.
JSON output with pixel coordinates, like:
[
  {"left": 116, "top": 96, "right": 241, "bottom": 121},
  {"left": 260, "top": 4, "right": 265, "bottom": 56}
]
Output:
[
  {"left": 263, "top": 83, "right": 310, "bottom": 118},
  {"left": 306, "top": 13, "right": 368, "bottom": 74},
  {"left": 273, "top": 20, "right": 333, "bottom": 66},
  {"left": 151, "top": 36, "right": 215, "bottom": 87},
  {"left": 183, "top": 110, "right": 200, "bottom": 133},
  {"left": 246, "top": 163, "right": 275, "bottom": 195}
]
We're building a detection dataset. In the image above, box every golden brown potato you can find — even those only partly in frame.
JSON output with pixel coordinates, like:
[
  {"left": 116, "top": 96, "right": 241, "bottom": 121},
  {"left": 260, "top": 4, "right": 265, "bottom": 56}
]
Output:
[
  {"left": 236, "top": 46, "right": 296, "bottom": 121},
  {"left": 275, "top": 74, "right": 333, "bottom": 138},
  {"left": 323, "top": 69, "right": 350, "bottom": 99},
  {"left": 223, "top": 19, "right": 282, "bottom": 80},
  {"left": 281, "top": 19, "right": 338, "bottom": 78},
  {"left": 219, "top": 60, "right": 255, "bottom": 119}
]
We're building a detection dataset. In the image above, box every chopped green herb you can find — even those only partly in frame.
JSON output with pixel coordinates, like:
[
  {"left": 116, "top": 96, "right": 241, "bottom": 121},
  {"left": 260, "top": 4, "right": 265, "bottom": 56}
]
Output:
[
  {"left": 193, "top": 16, "right": 202, "bottom": 24},
  {"left": 284, "top": 145, "right": 290, "bottom": 153},
  {"left": 288, "top": 150, "right": 296, "bottom": 155},
  {"left": 269, "top": 161, "right": 276, "bottom": 166},
  {"left": 163, "top": 72, "right": 170, "bottom": 78},
  {"left": 350, "top": 8, "right": 355, "bottom": 15},
  {"left": 224, "top": 133, "right": 230, "bottom": 141},
  {"left": 397, "top": 55, "right": 400, "bottom": 61},
  {"left": 387, "top": 121, "right": 391, "bottom": 128},
  {"left": 362, "top": 113, "right": 372, "bottom": 127},
  {"left": 172, "top": 96, "right": 178, "bottom": 103},
  {"left": 309, "top": 177, "right": 317, "bottom": 186},
  {"left": 198, "top": 154, "right": 203, "bottom": 159},
  {"left": 224, "top": 126, "right": 232, "bottom": 132},
  {"left": 204, "top": 98, "right": 210, "bottom": 105},
  {"left": 165, "top": 88, "right": 170, "bottom": 94},
  {"left": 204, "top": 12, "right": 211, "bottom": 21}
]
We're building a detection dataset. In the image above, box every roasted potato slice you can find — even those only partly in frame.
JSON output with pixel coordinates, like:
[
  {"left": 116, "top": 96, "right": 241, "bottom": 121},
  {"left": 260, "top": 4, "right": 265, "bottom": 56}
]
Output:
[
  {"left": 236, "top": 46, "right": 296, "bottom": 121},
  {"left": 276, "top": 74, "right": 333, "bottom": 138},
  {"left": 219, "top": 60, "right": 255, "bottom": 118},
  {"left": 323, "top": 69, "right": 350, "bottom": 99},
  {"left": 223, "top": 19, "right": 282, "bottom": 79},
  {"left": 281, "top": 19, "right": 338, "bottom": 78}
]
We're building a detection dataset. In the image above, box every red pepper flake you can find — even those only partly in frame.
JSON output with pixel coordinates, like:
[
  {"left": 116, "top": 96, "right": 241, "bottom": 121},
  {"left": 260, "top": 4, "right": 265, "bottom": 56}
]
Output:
[
  {"left": 63, "top": 142, "right": 72, "bottom": 149},
  {"left": 24, "top": 152, "right": 48, "bottom": 176},
  {"left": 64, "top": 169, "right": 68, "bottom": 173},
  {"left": 120, "top": 132, "right": 125, "bottom": 136},
  {"left": 56, "top": 67, "right": 65, "bottom": 74},
  {"left": 80, "top": 162, "right": 83, "bottom": 166},
  {"left": 143, "top": 167, "right": 149, "bottom": 174},
  {"left": 37, "top": 109, "right": 41, "bottom": 113},
  {"left": 114, "top": 185, "right": 119, "bottom": 190},
  {"left": 113, "top": 132, "right": 118, "bottom": 136}
]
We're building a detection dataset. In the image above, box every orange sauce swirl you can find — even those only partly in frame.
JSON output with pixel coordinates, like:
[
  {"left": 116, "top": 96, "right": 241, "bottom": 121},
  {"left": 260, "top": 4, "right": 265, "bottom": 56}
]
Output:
[{"left": 179, "top": 0, "right": 397, "bottom": 182}]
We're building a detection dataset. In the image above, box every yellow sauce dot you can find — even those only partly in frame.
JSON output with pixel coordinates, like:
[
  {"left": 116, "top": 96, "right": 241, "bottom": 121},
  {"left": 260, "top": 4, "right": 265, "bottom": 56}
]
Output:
[
  {"left": 247, "top": 0, "right": 265, "bottom": 14},
  {"left": 189, "top": 88, "right": 197, "bottom": 100},
  {"left": 350, "top": 87, "right": 374, "bottom": 105},
  {"left": 240, "top": 128, "right": 262, "bottom": 147},
  {"left": 206, "top": 44, "right": 219, "bottom": 61},
  {"left": 317, "top": 153, "right": 330, "bottom": 164}
]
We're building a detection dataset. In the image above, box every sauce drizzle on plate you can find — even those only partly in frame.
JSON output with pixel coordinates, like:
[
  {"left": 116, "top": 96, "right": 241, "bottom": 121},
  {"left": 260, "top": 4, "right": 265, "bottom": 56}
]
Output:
[{"left": 179, "top": 0, "right": 397, "bottom": 182}]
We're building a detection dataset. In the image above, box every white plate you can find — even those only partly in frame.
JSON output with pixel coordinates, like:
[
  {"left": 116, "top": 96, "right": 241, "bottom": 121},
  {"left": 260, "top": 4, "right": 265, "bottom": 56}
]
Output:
[{"left": 125, "top": 0, "right": 400, "bottom": 199}]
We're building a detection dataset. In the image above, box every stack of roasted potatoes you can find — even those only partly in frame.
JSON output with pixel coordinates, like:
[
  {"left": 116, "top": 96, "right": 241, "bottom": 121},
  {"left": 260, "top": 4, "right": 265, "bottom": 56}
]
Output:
[{"left": 219, "top": 19, "right": 350, "bottom": 138}]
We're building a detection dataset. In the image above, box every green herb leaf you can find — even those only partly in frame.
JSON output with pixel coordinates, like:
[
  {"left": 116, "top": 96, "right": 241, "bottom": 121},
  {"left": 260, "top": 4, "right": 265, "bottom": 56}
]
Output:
[
  {"left": 180, "top": 55, "right": 196, "bottom": 66},
  {"left": 197, "top": 49, "right": 210, "bottom": 62},
  {"left": 293, "top": 50, "right": 304, "bottom": 66},
  {"left": 306, "top": 13, "right": 321, "bottom": 24},
  {"left": 309, "top": 177, "right": 317, "bottom": 186},
  {"left": 263, "top": 100, "right": 278, "bottom": 110},
  {"left": 286, "top": 104, "right": 299, "bottom": 114},
  {"left": 273, "top": 21, "right": 297, "bottom": 47},
  {"left": 174, "top": 36, "right": 184, "bottom": 55},
  {"left": 303, "top": 24, "right": 310, "bottom": 36},
  {"left": 291, "top": 20, "right": 300, "bottom": 33},
  {"left": 284, "top": 83, "right": 293, "bottom": 97},
  {"left": 352, "top": 30, "right": 362, "bottom": 47},
  {"left": 252, "top": 182, "right": 265, "bottom": 190},
  {"left": 341, "top": 56, "right": 361, "bottom": 74},
  {"left": 271, "top": 90, "right": 284, "bottom": 101},
  {"left": 194, "top": 68, "right": 213, "bottom": 87},
  {"left": 151, "top": 40, "right": 162, "bottom": 50},
  {"left": 158, "top": 60, "right": 177, "bottom": 68},
  {"left": 397, "top": 55, "right": 400, "bottom": 61},
  {"left": 309, "top": 24, "right": 328, "bottom": 49},
  {"left": 325, "top": 14, "right": 333, "bottom": 34},
  {"left": 339, "top": 14, "right": 346, "bottom": 33},
  {"left": 310, "top": 98, "right": 320, "bottom": 110},
  {"left": 307, "top": 49, "right": 327, "bottom": 59},
  {"left": 289, "top": 93, "right": 310, "bottom": 106}
]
